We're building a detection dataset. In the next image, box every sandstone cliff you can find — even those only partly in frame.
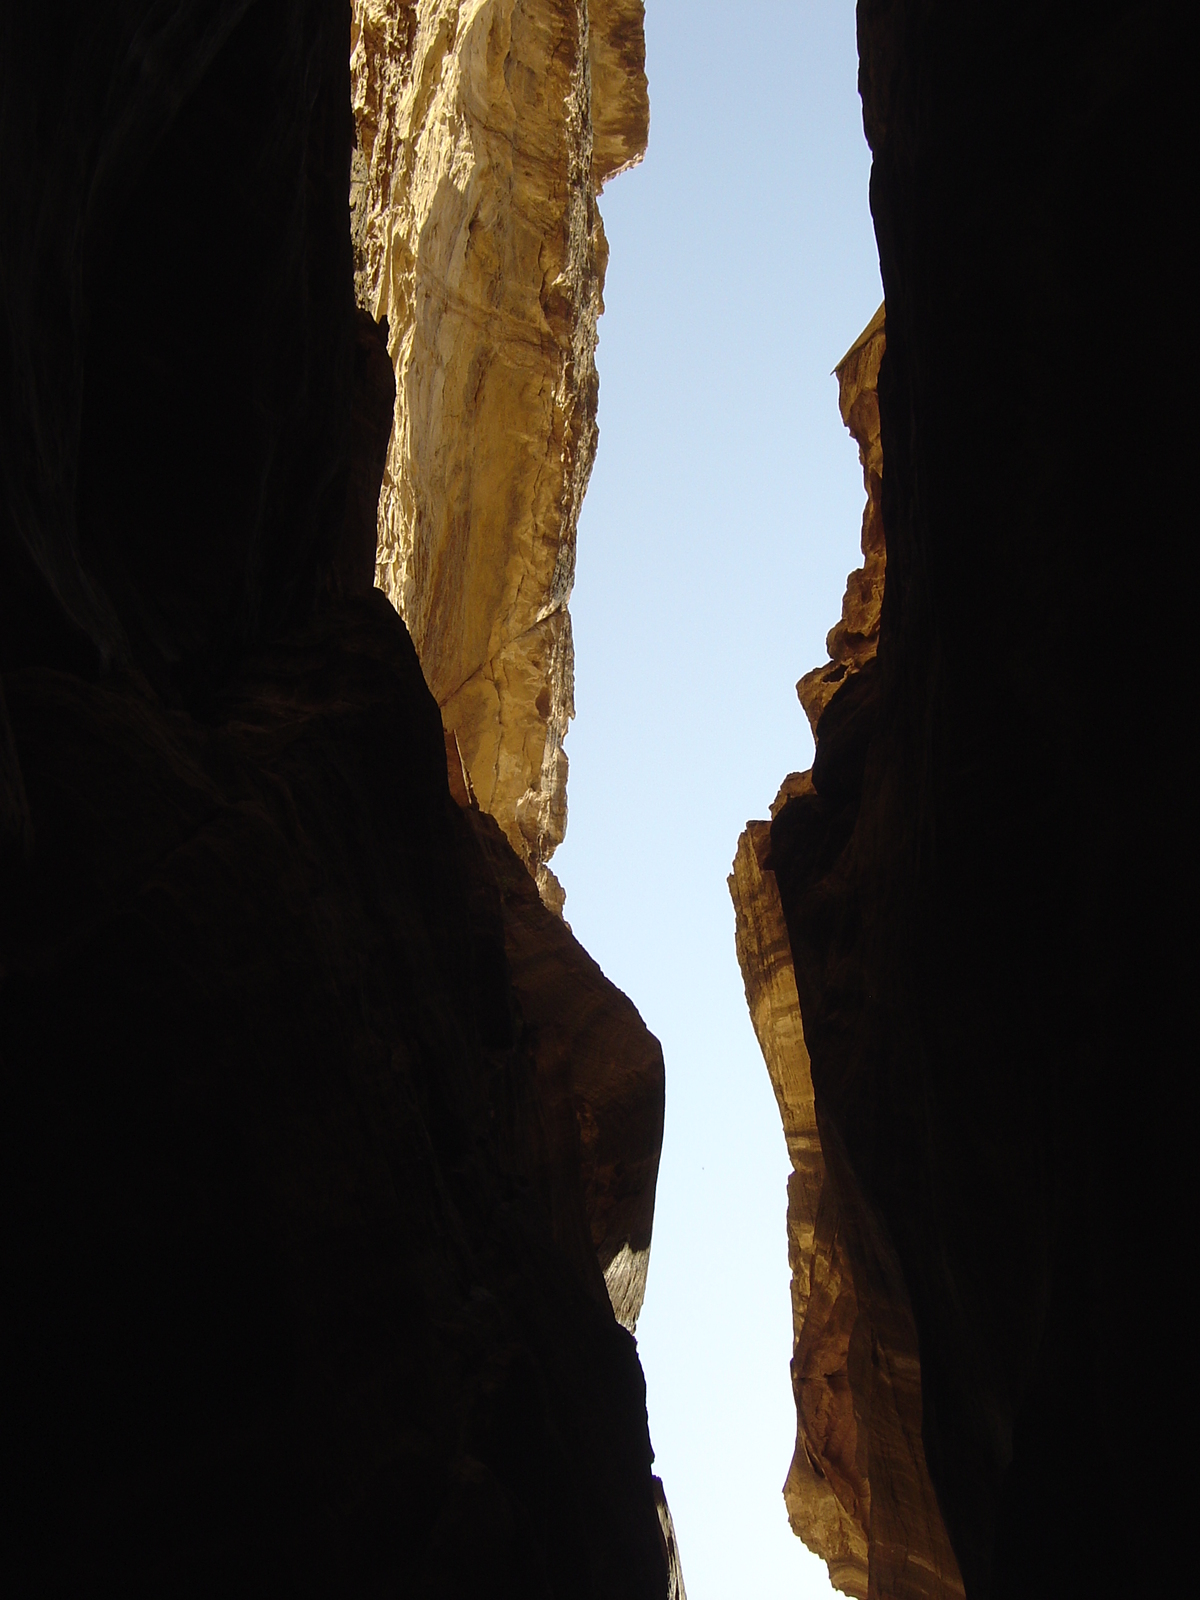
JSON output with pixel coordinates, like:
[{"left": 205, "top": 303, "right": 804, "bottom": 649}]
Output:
[
  {"left": 738, "top": 3, "right": 1190, "bottom": 1594},
  {"left": 348, "top": 0, "right": 663, "bottom": 1348},
  {"left": 732, "top": 308, "right": 962, "bottom": 1600},
  {"left": 350, "top": 0, "right": 648, "bottom": 911},
  {"left": 0, "top": 5, "right": 669, "bottom": 1592}
]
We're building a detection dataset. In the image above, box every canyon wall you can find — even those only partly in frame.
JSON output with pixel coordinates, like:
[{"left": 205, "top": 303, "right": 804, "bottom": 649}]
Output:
[
  {"left": 0, "top": 3, "right": 671, "bottom": 1592},
  {"left": 350, "top": 0, "right": 648, "bottom": 911},
  {"left": 733, "top": 309, "right": 962, "bottom": 1600},
  {"left": 345, "top": 0, "right": 663, "bottom": 1356},
  {"left": 739, "top": 2, "right": 1189, "bottom": 1595}
]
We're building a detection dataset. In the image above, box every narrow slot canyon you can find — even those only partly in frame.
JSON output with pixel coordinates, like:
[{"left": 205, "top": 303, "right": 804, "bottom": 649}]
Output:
[{"left": 1, "top": 4, "right": 1187, "bottom": 1598}]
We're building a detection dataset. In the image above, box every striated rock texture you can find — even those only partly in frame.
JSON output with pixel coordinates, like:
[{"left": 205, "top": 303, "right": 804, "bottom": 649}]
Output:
[
  {"left": 732, "top": 311, "right": 961, "bottom": 1600},
  {"left": 0, "top": 4, "right": 670, "bottom": 1593},
  {"left": 350, "top": 0, "right": 648, "bottom": 910},
  {"left": 742, "top": 3, "right": 1190, "bottom": 1597}
]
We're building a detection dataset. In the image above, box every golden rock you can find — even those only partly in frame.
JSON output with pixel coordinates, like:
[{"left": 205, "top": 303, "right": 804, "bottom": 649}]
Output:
[{"left": 351, "top": 0, "right": 648, "bottom": 906}]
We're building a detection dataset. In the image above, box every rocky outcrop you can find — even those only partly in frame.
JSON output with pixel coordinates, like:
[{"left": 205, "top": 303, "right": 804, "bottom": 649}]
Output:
[
  {"left": 732, "top": 310, "right": 961, "bottom": 1600},
  {"left": 350, "top": 0, "right": 648, "bottom": 910},
  {"left": 653, "top": 1475, "right": 689, "bottom": 1600},
  {"left": 730, "top": 806, "right": 870, "bottom": 1600},
  {"left": 1, "top": 4, "right": 669, "bottom": 1593},
  {"left": 460, "top": 799, "right": 664, "bottom": 1333},
  {"left": 351, "top": 0, "right": 665, "bottom": 1355},
  {"left": 742, "top": 4, "right": 1190, "bottom": 1596},
  {"left": 797, "top": 304, "right": 885, "bottom": 733}
]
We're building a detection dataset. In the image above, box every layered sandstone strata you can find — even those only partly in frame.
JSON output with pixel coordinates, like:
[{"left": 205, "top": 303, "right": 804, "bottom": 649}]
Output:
[
  {"left": 350, "top": 0, "right": 648, "bottom": 910},
  {"left": 732, "top": 308, "right": 963, "bottom": 1599}
]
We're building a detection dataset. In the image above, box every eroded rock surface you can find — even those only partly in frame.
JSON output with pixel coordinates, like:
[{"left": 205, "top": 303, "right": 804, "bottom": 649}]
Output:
[
  {"left": 350, "top": 0, "right": 648, "bottom": 909},
  {"left": 741, "top": 4, "right": 1189, "bottom": 1596},
  {"left": 731, "top": 310, "right": 961, "bottom": 1599},
  {"left": 797, "top": 304, "right": 885, "bottom": 734},
  {"left": 1, "top": 5, "right": 669, "bottom": 1593},
  {"left": 730, "top": 805, "right": 870, "bottom": 1600}
]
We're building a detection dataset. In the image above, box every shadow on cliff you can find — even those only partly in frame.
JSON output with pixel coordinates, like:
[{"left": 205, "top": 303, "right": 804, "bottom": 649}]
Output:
[
  {"left": 754, "top": 3, "right": 1191, "bottom": 1596},
  {"left": 1, "top": 4, "right": 669, "bottom": 1594}
]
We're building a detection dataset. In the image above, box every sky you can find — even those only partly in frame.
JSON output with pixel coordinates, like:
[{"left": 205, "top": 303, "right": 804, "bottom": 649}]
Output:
[{"left": 549, "top": 3, "right": 882, "bottom": 1596}]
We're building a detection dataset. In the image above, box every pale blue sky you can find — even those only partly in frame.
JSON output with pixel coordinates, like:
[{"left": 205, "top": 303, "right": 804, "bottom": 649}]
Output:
[{"left": 551, "top": 3, "right": 882, "bottom": 1595}]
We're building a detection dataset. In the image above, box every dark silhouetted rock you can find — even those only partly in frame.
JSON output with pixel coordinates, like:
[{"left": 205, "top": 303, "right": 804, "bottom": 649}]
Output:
[
  {"left": 748, "top": 3, "right": 1190, "bottom": 1596},
  {"left": 1, "top": 4, "right": 668, "bottom": 1593}
]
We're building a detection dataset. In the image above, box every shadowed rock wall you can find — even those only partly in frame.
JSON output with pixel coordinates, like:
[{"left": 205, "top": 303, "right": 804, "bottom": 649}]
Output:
[
  {"left": 350, "top": 0, "right": 648, "bottom": 911},
  {"left": 1, "top": 3, "right": 670, "bottom": 1592},
  {"left": 733, "top": 311, "right": 961, "bottom": 1600},
  {"left": 739, "top": 2, "right": 1190, "bottom": 1596}
]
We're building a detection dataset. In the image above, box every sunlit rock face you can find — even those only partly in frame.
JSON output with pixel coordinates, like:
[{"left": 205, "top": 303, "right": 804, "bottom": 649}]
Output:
[
  {"left": 732, "top": 309, "right": 962, "bottom": 1600},
  {"left": 1, "top": 4, "right": 670, "bottom": 1592},
  {"left": 348, "top": 0, "right": 668, "bottom": 1433},
  {"left": 740, "top": 4, "right": 1188, "bottom": 1596},
  {"left": 730, "top": 811, "right": 870, "bottom": 1600},
  {"left": 350, "top": 0, "right": 648, "bottom": 910},
  {"left": 796, "top": 305, "right": 885, "bottom": 735}
]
